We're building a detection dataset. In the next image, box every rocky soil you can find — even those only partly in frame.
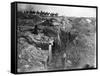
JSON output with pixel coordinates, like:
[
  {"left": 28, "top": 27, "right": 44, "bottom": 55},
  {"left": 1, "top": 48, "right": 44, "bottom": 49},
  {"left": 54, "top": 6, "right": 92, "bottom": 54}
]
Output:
[{"left": 17, "top": 13, "right": 96, "bottom": 72}]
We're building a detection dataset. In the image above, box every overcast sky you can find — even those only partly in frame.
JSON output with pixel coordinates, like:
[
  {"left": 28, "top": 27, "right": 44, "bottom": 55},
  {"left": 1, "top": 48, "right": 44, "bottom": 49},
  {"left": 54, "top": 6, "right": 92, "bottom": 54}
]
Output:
[{"left": 18, "top": 3, "right": 96, "bottom": 17}]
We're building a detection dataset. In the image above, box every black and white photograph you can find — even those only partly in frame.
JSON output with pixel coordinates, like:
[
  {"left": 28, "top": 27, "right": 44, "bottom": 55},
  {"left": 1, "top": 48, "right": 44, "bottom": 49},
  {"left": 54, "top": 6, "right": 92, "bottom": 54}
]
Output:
[{"left": 11, "top": 2, "right": 97, "bottom": 73}]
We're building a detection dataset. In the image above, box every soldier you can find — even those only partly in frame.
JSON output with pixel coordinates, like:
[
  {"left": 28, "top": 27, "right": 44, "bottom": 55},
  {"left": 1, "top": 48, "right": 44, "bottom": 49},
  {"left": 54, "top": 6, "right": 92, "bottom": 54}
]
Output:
[
  {"left": 48, "top": 38, "right": 54, "bottom": 64},
  {"left": 62, "top": 53, "right": 66, "bottom": 69}
]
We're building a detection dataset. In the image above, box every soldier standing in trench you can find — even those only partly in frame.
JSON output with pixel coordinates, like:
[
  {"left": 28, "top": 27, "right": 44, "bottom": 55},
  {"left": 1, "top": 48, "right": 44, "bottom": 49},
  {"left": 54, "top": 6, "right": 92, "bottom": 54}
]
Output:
[
  {"left": 48, "top": 38, "right": 54, "bottom": 64},
  {"left": 62, "top": 53, "right": 67, "bottom": 69},
  {"left": 62, "top": 52, "right": 72, "bottom": 69}
]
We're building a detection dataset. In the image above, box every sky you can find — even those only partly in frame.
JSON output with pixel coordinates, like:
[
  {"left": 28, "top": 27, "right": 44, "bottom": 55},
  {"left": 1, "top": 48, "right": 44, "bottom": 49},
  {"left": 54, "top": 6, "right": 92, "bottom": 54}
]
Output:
[{"left": 18, "top": 3, "right": 96, "bottom": 17}]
